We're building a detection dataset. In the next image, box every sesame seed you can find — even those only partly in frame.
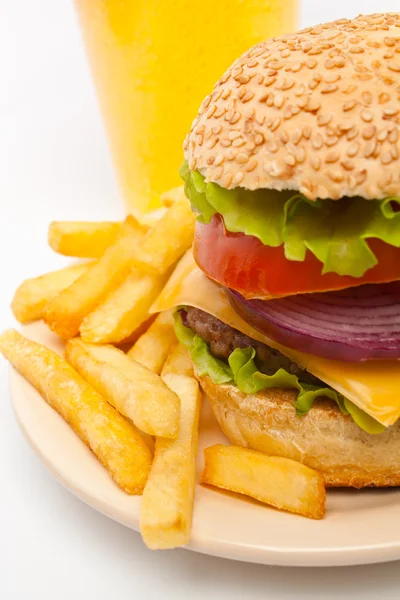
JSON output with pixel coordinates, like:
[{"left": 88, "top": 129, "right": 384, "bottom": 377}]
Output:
[
  {"left": 245, "top": 158, "right": 258, "bottom": 172},
  {"left": 295, "top": 147, "right": 306, "bottom": 163},
  {"left": 294, "top": 84, "right": 305, "bottom": 97},
  {"left": 292, "top": 129, "right": 302, "bottom": 144},
  {"left": 364, "top": 141, "right": 376, "bottom": 157},
  {"left": 312, "top": 133, "right": 324, "bottom": 149},
  {"left": 343, "top": 100, "right": 357, "bottom": 112},
  {"left": 282, "top": 78, "right": 295, "bottom": 90},
  {"left": 317, "top": 113, "right": 332, "bottom": 127},
  {"left": 232, "top": 138, "right": 246, "bottom": 147},
  {"left": 328, "top": 169, "right": 344, "bottom": 182},
  {"left": 324, "top": 59, "right": 335, "bottom": 69},
  {"left": 305, "top": 99, "right": 321, "bottom": 112},
  {"left": 242, "top": 91, "right": 255, "bottom": 103},
  {"left": 362, "top": 125, "right": 376, "bottom": 140},
  {"left": 383, "top": 107, "right": 399, "bottom": 117},
  {"left": 223, "top": 173, "right": 233, "bottom": 187},
  {"left": 270, "top": 117, "right": 281, "bottom": 132},
  {"left": 377, "top": 128, "right": 388, "bottom": 142},
  {"left": 347, "top": 126, "right": 358, "bottom": 140},
  {"left": 361, "top": 109, "right": 373, "bottom": 122},
  {"left": 311, "top": 156, "right": 321, "bottom": 170},
  {"left": 321, "top": 83, "right": 339, "bottom": 94},
  {"left": 274, "top": 93, "right": 284, "bottom": 108},
  {"left": 347, "top": 142, "right": 360, "bottom": 157},
  {"left": 341, "top": 159, "right": 354, "bottom": 170},
  {"left": 230, "top": 112, "right": 241, "bottom": 124},
  {"left": 306, "top": 57, "right": 318, "bottom": 68},
  {"left": 264, "top": 76, "right": 276, "bottom": 87},
  {"left": 214, "top": 107, "right": 226, "bottom": 119},
  {"left": 280, "top": 131, "right": 289, "bottom": 144},
  {"left": 389, "top": 128, "right": 399, "bottom": 143},
  {"left": 266, "top": 142, "right": 278, "bottom": 153},
  {"left": 381, "top": 151, "right": 393, "bottom": 165},
  {"left": 220, "top": 139, "right": 232, "bottom": 148},
  {"left": 206, "top": 105, "right": 217, "bottom": 119},
  {"left": 325, "top": 151, "right": 340, "bottom": 163},
  {"left": 236, "top": 153, "right": 249, "bottom": 164},
  {"left": 362, "top": 91, "right": 373, "bottom": 105},
  {"left": 235, "top": 74, "right": 250, "bottom": 84},
  {"left": 325, "top": 136, "right": 339, "bottom": 147},
  {"left": 284, "top": 154, "right": 296, "bottom": 166},
  {"left": 233, "top": 172, "right": 244, "bottom": 185}
]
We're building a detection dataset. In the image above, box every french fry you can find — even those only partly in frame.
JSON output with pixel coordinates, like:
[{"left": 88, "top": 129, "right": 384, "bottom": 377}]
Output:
[
  {"left": 127, "top": 310, "right": 176, "bottom": 374},
  {"left": 139, "top": 208, "right": 168, "bottom": 228},
  {"left": 130, "top": 200, "right": 196, "bottom": 275},
  {"left": 0, "top": 330, "right": 152, "bottom": 494},
  {"left": 48, "top": 221, "right": 121, "bottom": 258},
  {"left": 140, "top": 374, "right": 201, "bottom": 549},
  {"left": 65, "top": 339, "right": 180, "bottom": 439},
  {"left": 201, "top": 445, "right": 326, "bottom": 520},
  {"left": 11, "top": 262, "right": 92, "bottom": 324},
  {"left": 80, "top": 270, "right": 168, "bottom": 344},
  {"left": 44, "top": 216, "right": 145, "bottom": 338},
  {"left": 161, "top": 343, "right": 193, "bottom": 380},
  {"left": 115, "top": 315, "right": 156, "bottom": 349},
  {"left": 160, "top": 185, "right": 186, "bottom": 208}
]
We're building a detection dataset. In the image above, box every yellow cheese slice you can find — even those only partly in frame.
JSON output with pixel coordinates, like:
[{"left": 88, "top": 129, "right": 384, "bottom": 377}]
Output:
[{"left": 152, "top": 251, "right": 400, "bottom": 427}]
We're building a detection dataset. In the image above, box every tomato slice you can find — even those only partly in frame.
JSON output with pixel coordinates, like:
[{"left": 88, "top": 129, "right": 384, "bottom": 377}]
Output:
[{"left": 194, "top": 215, "right": 400, "bottom": 299}]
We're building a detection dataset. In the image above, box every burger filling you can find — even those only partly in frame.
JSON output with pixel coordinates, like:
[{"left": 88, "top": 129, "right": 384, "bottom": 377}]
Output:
[
  {"left": 175, "top": 309, "right": 386, "bottom": 435},
  {"left": 181, "top": 307, "right": 321, "bottom": 386}
]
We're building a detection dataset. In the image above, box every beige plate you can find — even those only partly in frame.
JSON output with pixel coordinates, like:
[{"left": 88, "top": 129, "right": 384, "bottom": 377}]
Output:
[{"left": 9, "top": 322, "right": 400, "bottom": 567}]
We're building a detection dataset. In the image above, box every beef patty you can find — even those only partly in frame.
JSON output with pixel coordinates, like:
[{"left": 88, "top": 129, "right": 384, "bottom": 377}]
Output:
[{"left": 181, "top": 307, "right": 322, "bottom": 387}]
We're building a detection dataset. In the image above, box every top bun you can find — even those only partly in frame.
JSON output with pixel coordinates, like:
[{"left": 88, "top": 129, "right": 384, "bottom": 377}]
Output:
[{"left": 184, "top": 14, "right": 400, "bottom": 200}]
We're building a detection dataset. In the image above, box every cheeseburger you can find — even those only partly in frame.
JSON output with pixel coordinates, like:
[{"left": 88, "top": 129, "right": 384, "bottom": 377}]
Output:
[{"left": 154, "top": 13, "right": 400, "bottom": 487}]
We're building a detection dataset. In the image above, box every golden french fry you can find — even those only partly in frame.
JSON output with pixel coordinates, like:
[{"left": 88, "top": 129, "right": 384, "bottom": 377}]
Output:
[
  {"left": 48, "top": 221, "right": 121, "bottom": 258},
  {"left": 127, "top": 310, "right": 176, "bottom": 374},
  {"left": 160, "top": 185, "right": 186, "bottom": 208},
  {"left": 201, "top": 445, "right": 326, "bottom": 520},
  {"left": 139, "top": 208, "right": 168, "bottom": 228},
  {"left": 161, "top": 343, "right": 193, "bottom": 380},
  {"left": 80, "top": 270, "right": 169, "bottom": 344},
  {"left": 44, "top": 216, "right": 145, "bottom": 338},
  {"left": 140, "top": 374, "right": 201, "bottom": 549},
  {"left": 0, "top": 330, "right": 152, "bottom": 494},
  {"left": 115, "top": 315, "right": 156, "bottom": 349},
  {"left": 130, "top": 200, "right": 196, "bottom": 275},
  {"left": 11, "top": 262, "right": 92, "bottom": 324},
  {"left": 65, "top": 339, "right": 180, "bottom": 439}
]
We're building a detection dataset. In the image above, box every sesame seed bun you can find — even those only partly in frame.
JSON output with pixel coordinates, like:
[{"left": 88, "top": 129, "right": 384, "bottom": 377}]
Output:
[
  {"left": 196, "top": 371, "right": 400, "bottom": 488},
  {"left": 184, "top": 13, "right": 400, "bottom": 200}
]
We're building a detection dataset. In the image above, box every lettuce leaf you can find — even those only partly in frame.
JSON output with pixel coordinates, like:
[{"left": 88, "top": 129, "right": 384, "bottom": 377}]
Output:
[
  {"left": 174, "top": 311, "right": 386, "bottom": 434},
  {"left": 180, "top": 161, "right": 400, "bottom": 278}
]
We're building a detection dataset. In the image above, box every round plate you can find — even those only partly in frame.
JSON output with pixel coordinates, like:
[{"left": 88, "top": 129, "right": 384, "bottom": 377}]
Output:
[{"left": 10, "top": 323, "right": 400, "bottom": 567}]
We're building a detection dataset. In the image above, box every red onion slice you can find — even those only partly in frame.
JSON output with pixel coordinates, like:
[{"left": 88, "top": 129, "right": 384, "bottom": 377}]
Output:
[{"left": 229, "top": 283, "right": 400, "bottom": 362}]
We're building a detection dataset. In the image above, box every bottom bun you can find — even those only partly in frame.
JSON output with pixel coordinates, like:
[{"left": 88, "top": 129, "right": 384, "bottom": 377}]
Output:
[{"left": 196, "top": 372, "right": 400, "bottom": 488}]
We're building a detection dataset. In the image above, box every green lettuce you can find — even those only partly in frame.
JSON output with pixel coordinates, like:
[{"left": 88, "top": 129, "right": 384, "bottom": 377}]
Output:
[
  {"left": 174, "top": 311, "right": 386, "bottom": 434},
  {"left": 180, "top": 161, "right": 400, "bottom": 278}
]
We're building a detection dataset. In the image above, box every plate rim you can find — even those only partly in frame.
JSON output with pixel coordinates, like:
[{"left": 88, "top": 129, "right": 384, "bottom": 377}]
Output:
[{"left": 9, "top": 361, "right": 400, "bottom": 568}]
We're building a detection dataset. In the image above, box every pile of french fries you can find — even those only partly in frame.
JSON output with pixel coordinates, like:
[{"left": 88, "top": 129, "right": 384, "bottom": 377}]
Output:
[{"left": 0, "top": 187, "right": 326, "bottom": 551}]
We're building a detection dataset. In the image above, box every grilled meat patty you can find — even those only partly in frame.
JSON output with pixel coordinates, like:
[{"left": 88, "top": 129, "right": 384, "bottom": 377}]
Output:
[{"left": 181, "top": 307, "right": 322, "bottom": 387}]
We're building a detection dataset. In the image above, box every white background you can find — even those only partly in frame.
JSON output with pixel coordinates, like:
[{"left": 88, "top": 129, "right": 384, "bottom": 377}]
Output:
[{"left": 1, "top": 1, "right": 400, "bottom": 598}]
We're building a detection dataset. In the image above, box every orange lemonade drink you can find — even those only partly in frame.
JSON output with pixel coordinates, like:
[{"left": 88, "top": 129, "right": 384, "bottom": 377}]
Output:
[{"left": 74, "top": 0, "right": 298, "bottom": 213}]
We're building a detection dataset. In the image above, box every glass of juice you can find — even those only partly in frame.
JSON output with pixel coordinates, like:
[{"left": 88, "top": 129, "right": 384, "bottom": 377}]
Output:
[{"left": 74, "top": 0, "right": 298, "bottom": 214}]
